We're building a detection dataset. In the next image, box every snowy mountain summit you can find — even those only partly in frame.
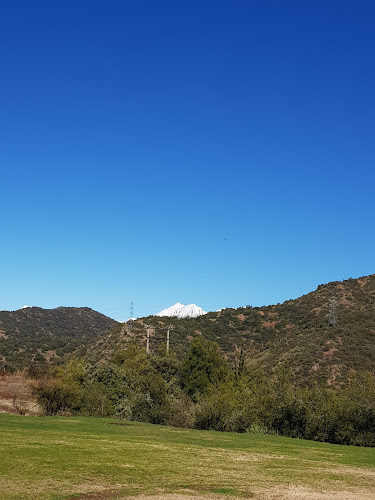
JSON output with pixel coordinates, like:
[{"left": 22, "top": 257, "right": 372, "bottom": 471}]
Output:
[{"left": 156, "top": 302, "right": 207, "bottom": 319}]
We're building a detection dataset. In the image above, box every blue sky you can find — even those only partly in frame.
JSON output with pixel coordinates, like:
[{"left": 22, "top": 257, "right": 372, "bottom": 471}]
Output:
[{"left": 1, "top": 1, "right": 374, "bottom": 321}]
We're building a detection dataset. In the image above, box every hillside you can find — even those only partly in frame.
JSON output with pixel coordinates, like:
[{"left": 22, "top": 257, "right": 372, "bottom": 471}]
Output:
[
  {"left": 0, "top": 307, "right": 118, "bottom": 370},
  {"left": 90, "top": 274, "right": 375, "bottom": 386},
  {"left": 1, "top": 275, "right": 375, "bottom": 386}
]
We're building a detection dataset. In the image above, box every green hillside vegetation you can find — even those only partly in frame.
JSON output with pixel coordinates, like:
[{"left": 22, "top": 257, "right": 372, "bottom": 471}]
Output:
[
  {"left": 33, "top": 338, "right": 375, "bottom": 447},
  {"left": 3, "top": 274, "right": 375, "bottom": 447},
  {"left": 0, "top": 307, "right": 118, "bottom": 371},
  {"left": 1, "top": 413, "right": 375, "bottom": 500},
  {"left": 2, "top": 275, "right": 375, "bottom": 389},
  {"left": 95, "top": 274, "right": 375, "bottom": 387}
]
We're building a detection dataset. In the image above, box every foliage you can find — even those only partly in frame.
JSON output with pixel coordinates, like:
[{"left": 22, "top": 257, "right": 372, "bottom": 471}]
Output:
[
  {"left": 180, "top": 336, "right": 230, "bottom": 400},
  {"left": 32, "top": 338, "right": 375, "bottom": 447},
  {"left": 3, "top": 274, "right": 375, "bottom": 390},
  {"left": 6, "top": 274, "right": 375, "bottom": 447},
  {"left": 114, "top": 274, "right": 375, "bottom": 389},
  {"left": 0, "top": 306, "right": 118, "bottom": 371}
]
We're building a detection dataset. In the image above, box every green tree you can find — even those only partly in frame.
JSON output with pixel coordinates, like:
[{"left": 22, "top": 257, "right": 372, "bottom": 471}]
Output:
[{"left": 180, "top": 336, "right": 229, "bottom": 400}]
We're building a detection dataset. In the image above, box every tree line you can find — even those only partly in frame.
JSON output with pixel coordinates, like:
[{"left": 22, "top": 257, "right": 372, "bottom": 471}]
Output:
[{"left": 32, "top": 336, "right": 375, "bottom": 447}]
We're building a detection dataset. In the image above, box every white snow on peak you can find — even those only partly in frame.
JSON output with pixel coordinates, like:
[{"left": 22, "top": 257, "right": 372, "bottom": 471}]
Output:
[
  {"left": 22, "top": 305, "right": 32, "bottom": 309},
  {"left": 156, "top": 302, "right": 207, "bottom": 319}
]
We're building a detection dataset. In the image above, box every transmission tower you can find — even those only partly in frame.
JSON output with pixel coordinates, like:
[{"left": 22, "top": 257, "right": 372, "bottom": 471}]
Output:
[
  {"left": 328, "top": 296, "right": 338, "bottom": 327},
  {"left": 129, "top": 300, "right": 135, "bottom": 319}
]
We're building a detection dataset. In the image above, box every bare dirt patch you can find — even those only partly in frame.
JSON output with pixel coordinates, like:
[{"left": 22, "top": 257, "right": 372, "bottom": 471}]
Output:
[
  {"left": 42, "top": 349, "right": 57, "bottom": 361},
  {"left": 333, "top": 465, "right": 375, "bottom": 479},
  {"left": 262, "top": 321, "right": 277, "bottom": 329},
  {"left": 323, "top": 348, "right": 337, "bottom": 357},
  {"left": 327, "top": 364, "right": 342, "bottom": 386},
  {"left": 252, "top": 485, "right": 375, "bottom": 499},
  {"left": 93, "top": 486, "right": 375, "bottom": 500},
  {"left": 124, "top": 496, "right": 247, "bottom": 500},
  {"left": 66, "top": 491, "right": 119, "bottom": 499},
  {"left": 311, "top": 307, "right": 321, "bottom": 315},
  {"left": 358, "top": 277, "right": 369, "bottom": 288},
  {"left": 73, "top": 496, "right": 238, "bottom": 500}
]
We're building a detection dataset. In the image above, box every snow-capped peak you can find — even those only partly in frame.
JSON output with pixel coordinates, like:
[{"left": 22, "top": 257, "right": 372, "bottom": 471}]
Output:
[{"left": 156, "top": 302, "right": 207, "bottom": 319}]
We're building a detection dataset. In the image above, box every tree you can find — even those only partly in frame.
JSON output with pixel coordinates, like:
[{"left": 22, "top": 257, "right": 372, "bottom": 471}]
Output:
[{"left": 180, "top": 336, "right": 229, "bottom": 400}]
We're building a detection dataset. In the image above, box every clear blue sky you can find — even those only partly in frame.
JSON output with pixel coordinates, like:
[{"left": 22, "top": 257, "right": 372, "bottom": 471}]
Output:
[{"left": 1, "top": 1, "right": 374, "bottom": 321}]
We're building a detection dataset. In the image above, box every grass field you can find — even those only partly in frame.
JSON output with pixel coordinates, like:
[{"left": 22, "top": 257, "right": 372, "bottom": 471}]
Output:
[{"left": 1, "top": 414, "right": 375, "bottom": 499}]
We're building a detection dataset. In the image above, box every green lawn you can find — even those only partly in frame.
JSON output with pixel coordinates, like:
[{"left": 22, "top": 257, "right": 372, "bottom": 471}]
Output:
[{"left": 1, "top": 414, "right": 375, "bottom": 499}]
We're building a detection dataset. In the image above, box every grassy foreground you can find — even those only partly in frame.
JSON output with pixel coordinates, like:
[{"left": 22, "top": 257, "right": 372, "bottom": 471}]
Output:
[{"left": 1, "top": 414, "right": 375, "bottom": 499}]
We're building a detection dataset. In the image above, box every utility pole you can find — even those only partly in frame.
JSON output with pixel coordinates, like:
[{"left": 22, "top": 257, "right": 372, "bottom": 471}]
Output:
[
  {"left": 146, "top": 326, "right": 150, "bottom": 354},
  {"left": 166, "top": 327, "right": 170, "bottom": 354},
  {"left": 144, "top": 325, "right": 173, "bottom": 354}
]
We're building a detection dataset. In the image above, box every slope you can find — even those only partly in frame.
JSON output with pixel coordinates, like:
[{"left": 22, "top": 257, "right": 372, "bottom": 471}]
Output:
[
  {"left": 0, "top": 307, "right": 119, "bottom": 370},
  {"left": 92, "top": 274, "right": 375, "bottom": 386}
]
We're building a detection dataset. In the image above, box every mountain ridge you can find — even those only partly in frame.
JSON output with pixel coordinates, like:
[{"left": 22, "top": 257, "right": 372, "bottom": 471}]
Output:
[
  {"left": 111, "top": 273, "right": 375, "bottom": 386},
  {"left": 0, "top": 307, "right": 118, "bottom": 370},
  {"left": 1, "top": 274, "right": 375, "bottom": 387}
]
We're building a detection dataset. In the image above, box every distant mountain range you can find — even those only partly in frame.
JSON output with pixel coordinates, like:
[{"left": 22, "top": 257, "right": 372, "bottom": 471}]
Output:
[
  {"left": 1, "top": 275, "right": 375, "bottom": 386},
  {"left": 156, "top": 302, "right": 207, "bottom": 319}
]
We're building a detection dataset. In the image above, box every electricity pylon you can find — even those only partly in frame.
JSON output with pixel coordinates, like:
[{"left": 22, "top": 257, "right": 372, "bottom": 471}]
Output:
[{"left": 328, "top": 296, "right": 338, "bottom": 327}]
